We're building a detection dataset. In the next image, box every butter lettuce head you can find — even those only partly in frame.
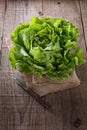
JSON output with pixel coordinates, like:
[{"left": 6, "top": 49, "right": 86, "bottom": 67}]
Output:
[{"left": 8, "top": 16, "right": 86, "bottom": 80}]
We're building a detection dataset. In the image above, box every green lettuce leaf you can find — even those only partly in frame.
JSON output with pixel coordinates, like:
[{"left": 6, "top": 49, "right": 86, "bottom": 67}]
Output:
[{"left": 8, "top": 16, "right": 86, "bottom": 81}]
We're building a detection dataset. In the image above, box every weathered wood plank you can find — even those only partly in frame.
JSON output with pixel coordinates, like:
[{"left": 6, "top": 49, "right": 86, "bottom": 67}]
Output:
[
  {"left": 0, "top": 0, "right": 5, "bottom": 64},
  {"left": 77, "top": 0, "right": 87, "bottom": 128},
  {"left": 0, "top": 0, "right": 5, "bottom": 37},
  {"left": 0, "top": 0, "right": 46, "bottom": 130},
  {"left": 0, "top": 1, "right": 20, "bottom": 129},
  {"left": 1, "top": 0, "right": 20, "bottom": 97},
  {"left": 79, "top": 0, "right": 87, "bottom": 49},
  {"left": 43, "top": 0, "right": 87, "bottom": 130}
]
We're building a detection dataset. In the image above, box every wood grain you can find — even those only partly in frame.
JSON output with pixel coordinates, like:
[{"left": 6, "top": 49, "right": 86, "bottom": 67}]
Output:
[
  {"left": 0, "top": 0, "right": 5, "bottom": 64},
  {"left": 79, "top": 0, "right": 87, "bottom": 49},
  {"left": 0, "top": 0, "right": 87, "bottom": 130}
]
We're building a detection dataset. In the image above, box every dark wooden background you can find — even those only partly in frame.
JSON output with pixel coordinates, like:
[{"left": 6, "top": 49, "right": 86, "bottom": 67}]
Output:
[{"left": 0, "top": 0, "right": 87, "bottom": 130}]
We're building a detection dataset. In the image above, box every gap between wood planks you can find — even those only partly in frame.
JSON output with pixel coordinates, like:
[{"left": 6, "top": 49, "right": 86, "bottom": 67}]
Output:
[{"left": 79, "top": 0, "right": 87, "bottom": 52}]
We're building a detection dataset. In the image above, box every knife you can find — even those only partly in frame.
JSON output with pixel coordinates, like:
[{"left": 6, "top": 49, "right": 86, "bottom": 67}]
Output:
[{"left": 13, "top": 77, "right": 52, "bottom": 111}]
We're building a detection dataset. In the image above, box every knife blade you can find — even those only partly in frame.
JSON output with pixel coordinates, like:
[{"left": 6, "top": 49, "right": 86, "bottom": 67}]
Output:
[{"left": 13, "top": 77, "right": 52, "bottom": 111}]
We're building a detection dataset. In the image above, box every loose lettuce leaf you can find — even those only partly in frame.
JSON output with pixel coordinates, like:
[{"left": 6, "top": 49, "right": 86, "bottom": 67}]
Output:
[{"left": 8, "top": 16, "right": 86, "bottom": 81}]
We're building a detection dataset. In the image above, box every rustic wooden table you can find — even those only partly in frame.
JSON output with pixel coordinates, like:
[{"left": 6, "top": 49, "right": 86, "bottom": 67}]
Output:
[{"left": 0, "top": 0, "right": 87, "bottom": 130}]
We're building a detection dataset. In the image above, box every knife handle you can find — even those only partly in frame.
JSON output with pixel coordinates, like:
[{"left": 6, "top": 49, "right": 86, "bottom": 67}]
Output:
[{"left": 28, "top": 89, "right": 51, "bottom": 110}]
